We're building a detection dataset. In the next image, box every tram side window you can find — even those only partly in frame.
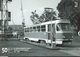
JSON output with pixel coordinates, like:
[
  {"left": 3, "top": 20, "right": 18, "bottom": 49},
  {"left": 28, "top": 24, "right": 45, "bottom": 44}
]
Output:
[
  {"left": 35, "top": 26, "right": 38, "bottom": 32},
  {"left": 33, "top": 27, "right": 36, "bottom": 32},
  {"left": 41, "top": 25, "right": 46, "bottom": 32},
  {"left": 33, "top": 26, "right": 38, "bottom": 32},
  {"left": 30, "top": 27, "right": 32, "bottom": 32},
  {"left": 37, "top": 26, "right": 40, "bottom": 32}
]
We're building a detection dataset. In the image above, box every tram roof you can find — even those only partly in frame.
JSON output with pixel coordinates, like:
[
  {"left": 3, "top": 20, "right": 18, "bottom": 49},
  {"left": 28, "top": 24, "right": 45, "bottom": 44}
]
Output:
[{"left": 25, "top": 19, "right": 70, "bottom": 28}]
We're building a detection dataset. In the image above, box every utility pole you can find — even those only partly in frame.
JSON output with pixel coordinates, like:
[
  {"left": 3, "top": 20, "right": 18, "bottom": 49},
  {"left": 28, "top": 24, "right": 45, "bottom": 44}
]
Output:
[
  {"left": 1, "top": 0, "right": 12, "bottom": 40},
  {"left": 45, "top": 8, "right": 56, "bottom": 48},
  {"left": 2, "top": 0, "right": 8, "bottom": 38},
  {"left": 20, "top": 0, "right": 25, "bottom": 39},
  {"left": 20, "top": 0, "right": 25, "bottom": 27}
]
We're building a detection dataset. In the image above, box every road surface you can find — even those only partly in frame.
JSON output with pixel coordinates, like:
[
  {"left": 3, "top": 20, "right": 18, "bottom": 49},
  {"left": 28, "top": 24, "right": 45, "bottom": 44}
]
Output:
[{"left": 0, "top": 36, "right": 79, "bottom": 56}]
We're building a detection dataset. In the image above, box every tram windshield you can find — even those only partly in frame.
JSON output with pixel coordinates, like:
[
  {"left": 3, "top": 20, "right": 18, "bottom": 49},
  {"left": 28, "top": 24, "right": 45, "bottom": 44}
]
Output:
[{"left": 56, "top": 23, "right": 71, "bottom": 31}]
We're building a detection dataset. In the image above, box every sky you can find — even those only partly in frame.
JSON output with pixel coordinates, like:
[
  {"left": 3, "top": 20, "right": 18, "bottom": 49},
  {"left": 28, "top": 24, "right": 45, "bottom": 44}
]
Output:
[{"left": 8, "top": 0, "right": 61, "bottom": 27}]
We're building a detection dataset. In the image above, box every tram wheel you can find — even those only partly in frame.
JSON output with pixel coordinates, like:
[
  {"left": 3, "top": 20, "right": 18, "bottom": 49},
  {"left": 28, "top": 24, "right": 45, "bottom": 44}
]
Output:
[
  {"left": 46, "top": 43, "right": 56, "bottom": 48},
  {"left": 25, "top": 38, "right": 30, "bottom": 42},
  {"left": 40, "top": 40, "right": 46, "bottom": 45},
  {"left": 46, "top": 43, "right": 51, "bottom": 47}
]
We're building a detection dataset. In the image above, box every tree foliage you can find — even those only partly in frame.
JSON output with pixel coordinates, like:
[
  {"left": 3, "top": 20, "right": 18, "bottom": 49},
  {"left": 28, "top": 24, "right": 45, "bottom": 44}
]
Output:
[
  {"left": 30, "top": 10, "right": 40, "bottom": 24},
  {"left": 39, "top": 8, "right": 57, "bottom": 22},
  {"left": 30, "top": 8, "right": 57, "bottom": 24},
  {"left": 57, "top": 0, "right": 80, "bottom": 31}
]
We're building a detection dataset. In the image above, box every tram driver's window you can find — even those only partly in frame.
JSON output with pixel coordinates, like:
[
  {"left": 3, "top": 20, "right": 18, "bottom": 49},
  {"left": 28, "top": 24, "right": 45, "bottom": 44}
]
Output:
[{"left": 56, "top": 26, "right": 60, "bottom": 31}]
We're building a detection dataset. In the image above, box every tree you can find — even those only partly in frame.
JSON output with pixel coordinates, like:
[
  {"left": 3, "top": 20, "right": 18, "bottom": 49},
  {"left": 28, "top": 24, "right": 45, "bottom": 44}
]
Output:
[
  {"left": 57, "top": 0, "right": 80, "bottom": 31},
  {"left": 30, "top": 10, "right": 40, "bottom": 24},
  {"left": 39, "top": 8, "right": 57, "bottom": 22},
  {"left": 30, "top": 8, "right": 57, "bottom": 24}
]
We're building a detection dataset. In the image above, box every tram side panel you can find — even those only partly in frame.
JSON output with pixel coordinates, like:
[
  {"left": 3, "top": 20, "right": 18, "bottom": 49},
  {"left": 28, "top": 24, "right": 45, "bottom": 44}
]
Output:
[{"left": 24, "top": 32, "right": 49, "bottom": 43}]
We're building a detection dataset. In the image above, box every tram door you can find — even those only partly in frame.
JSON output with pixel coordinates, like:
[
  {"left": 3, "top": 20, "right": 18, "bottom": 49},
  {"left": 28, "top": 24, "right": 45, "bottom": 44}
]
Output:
[
  {"left": 48, "top": 24, "right": 55, "bottom": 41},
  {"left": 52, "top": 24, "right": 55, "bottom": 41}
]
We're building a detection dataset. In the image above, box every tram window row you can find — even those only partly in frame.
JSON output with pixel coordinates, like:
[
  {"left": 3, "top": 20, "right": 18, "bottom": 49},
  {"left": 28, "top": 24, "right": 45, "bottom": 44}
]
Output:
[
  {"left": 25, "top": 24, "right": 55, "bottom": 32},
  {"left": 25, "top": 25, "right": 46, "bottom": 32}
]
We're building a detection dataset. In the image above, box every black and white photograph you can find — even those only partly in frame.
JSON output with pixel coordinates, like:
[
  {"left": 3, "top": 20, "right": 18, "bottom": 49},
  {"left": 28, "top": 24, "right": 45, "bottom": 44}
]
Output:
[{"left": 0, "top": 0, "right": 80, "bottom": 56}]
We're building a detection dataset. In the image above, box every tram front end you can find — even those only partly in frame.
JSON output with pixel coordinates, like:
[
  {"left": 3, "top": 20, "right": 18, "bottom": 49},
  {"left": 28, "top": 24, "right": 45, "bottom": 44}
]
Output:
[{"left": 55, "top": 23, "right": 73, "bottom": 45}]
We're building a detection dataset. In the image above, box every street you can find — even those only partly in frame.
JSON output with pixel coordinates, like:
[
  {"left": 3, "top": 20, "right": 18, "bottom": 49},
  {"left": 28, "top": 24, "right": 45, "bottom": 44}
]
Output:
[{"left": 0, "top": 36, "right": 80, "bottom": 56}]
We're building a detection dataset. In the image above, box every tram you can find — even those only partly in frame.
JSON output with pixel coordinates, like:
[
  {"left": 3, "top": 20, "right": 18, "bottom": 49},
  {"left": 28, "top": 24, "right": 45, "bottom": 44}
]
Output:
[{"left": 24, "top": 19, "right": 73, "bottom": 46}]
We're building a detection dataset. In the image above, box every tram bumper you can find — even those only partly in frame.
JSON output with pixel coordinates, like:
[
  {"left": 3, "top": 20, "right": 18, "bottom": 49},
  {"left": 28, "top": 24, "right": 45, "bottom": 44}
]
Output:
[
  {"left": 62, "top": 39, "right": 73, "bottom": 45},
  {"left": 55, "top": 38, "right": 73, "bottom": 45}
]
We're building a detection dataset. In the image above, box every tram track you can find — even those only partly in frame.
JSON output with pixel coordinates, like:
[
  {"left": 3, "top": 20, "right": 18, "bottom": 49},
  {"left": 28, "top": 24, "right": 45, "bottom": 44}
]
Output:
[
  {"left": 20, "top": 39, "right": 80, "bottom": 50},
  {"left": 20, "top": 39, "right": 61, "bottom": 50}
]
